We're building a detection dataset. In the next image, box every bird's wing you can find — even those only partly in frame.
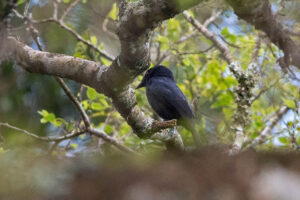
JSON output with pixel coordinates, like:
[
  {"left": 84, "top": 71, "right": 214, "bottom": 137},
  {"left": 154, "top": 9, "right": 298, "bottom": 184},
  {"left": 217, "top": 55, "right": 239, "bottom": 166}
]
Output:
[{"left": 146, "top": 77, "right": 194, "bottom": 120}]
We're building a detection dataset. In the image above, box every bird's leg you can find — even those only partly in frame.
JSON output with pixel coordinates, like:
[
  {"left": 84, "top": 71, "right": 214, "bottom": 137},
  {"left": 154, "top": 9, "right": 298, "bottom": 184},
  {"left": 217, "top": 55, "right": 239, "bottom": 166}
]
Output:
[{"left": 171, "top": 127, "right": 177, "bottom": 134}]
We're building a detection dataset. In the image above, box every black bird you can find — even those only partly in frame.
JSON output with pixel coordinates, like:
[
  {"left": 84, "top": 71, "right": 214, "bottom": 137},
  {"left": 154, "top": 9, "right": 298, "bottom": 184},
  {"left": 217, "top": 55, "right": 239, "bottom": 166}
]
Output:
[{"left": 136, "top": 65, "right": 201, "bottom": 146}]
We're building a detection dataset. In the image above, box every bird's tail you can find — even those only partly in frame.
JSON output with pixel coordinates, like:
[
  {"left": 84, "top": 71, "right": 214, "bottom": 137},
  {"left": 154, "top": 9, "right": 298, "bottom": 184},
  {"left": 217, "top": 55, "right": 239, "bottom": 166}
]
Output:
[
  {"left": 183, "top": 119, "right": 202, "bottom": 148},
  {"left": 191, "top": 123, "right": 202, "bottom": 148}
]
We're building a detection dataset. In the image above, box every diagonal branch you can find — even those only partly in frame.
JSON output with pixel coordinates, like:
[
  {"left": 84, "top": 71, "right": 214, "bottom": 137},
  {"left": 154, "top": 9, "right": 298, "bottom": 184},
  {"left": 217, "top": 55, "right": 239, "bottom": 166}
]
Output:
[
  {"left": 55, "top": 77, "right": 90, "bottom": 127},
  {"left": 245, "top": 106, "right": 290, "bottom": 149},
  {"left": 183, "top": 11, "right": 233, "bottom": 64},
  {"left": 60, "top": 0, "right": 81, "bottom": 22}
]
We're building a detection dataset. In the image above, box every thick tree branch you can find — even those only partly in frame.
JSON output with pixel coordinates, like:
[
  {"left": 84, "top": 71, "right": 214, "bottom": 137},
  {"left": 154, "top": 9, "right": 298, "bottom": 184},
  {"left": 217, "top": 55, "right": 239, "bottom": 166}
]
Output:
[
  {"left": 4, "top": 37, "right": 102, "bottom": 90},
  {"left": 2, "top": 38, "right": 174, "bottom": 138}
]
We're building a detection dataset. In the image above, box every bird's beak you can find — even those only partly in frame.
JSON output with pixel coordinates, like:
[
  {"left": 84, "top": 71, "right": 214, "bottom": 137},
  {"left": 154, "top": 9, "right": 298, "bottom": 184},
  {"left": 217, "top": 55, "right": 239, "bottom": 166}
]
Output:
[{"left": 136, "top": 78, "right": 146, "bottom": 89}]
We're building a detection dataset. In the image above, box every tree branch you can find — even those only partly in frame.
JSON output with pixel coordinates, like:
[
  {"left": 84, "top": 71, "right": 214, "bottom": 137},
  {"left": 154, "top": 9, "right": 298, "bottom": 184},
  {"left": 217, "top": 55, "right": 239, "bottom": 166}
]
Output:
[
  {"left": 183, "top": 11, "right": 233, "bottom": 64},
  {"left": 250, "top": 106, "right": 290, "bottom": 147},
  {"left": 0, "top": 122, "right": 85, "bottom": 142}
]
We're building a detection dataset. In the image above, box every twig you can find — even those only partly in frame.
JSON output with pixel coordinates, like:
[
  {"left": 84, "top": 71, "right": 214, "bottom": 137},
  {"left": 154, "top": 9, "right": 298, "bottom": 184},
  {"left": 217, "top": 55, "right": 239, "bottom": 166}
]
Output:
[
  {"left": 0, "top": 122, "right": 85, "bottom": 142},
  {"left": 183, "top": 11, "right": 233, "bottom": 64},
  {"left": 60, "top": 0, "right": 80, "bottom": 21},
  {"left": 13, "top": 8, "right": 114, "bottom": 61},
  {"left": 250, "top": 79, "right": 280, "bottom": 104},
  {"left": 219, "top": 35, "right": 240, "bottom": 49},
  {"left": 155, "top": 10, "right": 221, "bottom": 65},
  {"left": 246, "top": 106, "right": 290, "bottom": 148},
  {"left": 175, "top": 31, "right": 198, "bottom": 44},
  {"left": 23, "top": 0, "right": 30, "bottom": 16},
  {"left": 55, "top": 77, "right": 90, "bottom": 127},
  {"left": 203, "top": 10, "right": 222, "bottom": 27},
  {"left": 171, "top": 45, "right": 215, "bottom": 56},
  {"left": 88, "top": 127, "right": 138, "bottom": 154},
  {"left": 53, "top": 0, "right": 58, "bottom": 20}
]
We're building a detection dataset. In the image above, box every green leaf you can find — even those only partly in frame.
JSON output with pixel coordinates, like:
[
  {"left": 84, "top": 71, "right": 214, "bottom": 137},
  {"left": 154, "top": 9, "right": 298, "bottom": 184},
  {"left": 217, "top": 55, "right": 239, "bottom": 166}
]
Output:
[
  {"left": 0, "top": 147, "right": 7, "bottom": 154},
  {"left": 212, "top": 92, "right": 234, "bottom": 108},
  {"left": 38, "top": 110, "right": 55, "bottom": 123},
  {"left": 99, "top": 98, "right": 109, "bottom": 107},
  {"left": 87, "top": 87, "right": 98, "bottom": 100},
  {"left": 250, "top": 132, "right": 259, "bottom": 139},
  {"left": 45, "top": 113, "right": 56, "bottom": 122},
  {"left": 40, "top": 118, "right": 48, "bottom": 124},
  {"left": 278, "top": 137, "right": 290, "bottom": 145},
  {"left": 100, "top": 57, "right": 112, "bottom": 66},
  {"left": 91, "top": 102, "right": 103, "bottom": 111},
  {"left": 107, "top": 3, "right": 117, "bottom": 20},
  {"left": 104, "top": 125, "right": 113, "bottom": 134},
  {"left": 157, "top": 35, "right": 168, "bottom": 43},
  {"left": 221, "top": 27, "right": 237, "bottom": 43},
  {"left": 157, "top": 35, "right": 169, "bottom": 50},
  {"left": 182, "top": 58, "right": 191, "bottom": 66},
  {"left": 17, "top": 0, "right": 26, "bottom": 5},
  {"left": 38, "top": 110, "right": 62, "bottom": 127},
  {"left": 81, "top": 100, "right": 89, "bottom": 110},
  {"left": 167, "top": 18, "right": 180, "bottom": 40},
  {"left": 71, "top": 143, "right": 78, "bottom": 149},
  {"left": 282, "top": 99, "right": 295, "bottom": 109},
  {"left": 52, "top": 118, "right": 63, "bottom": 127},
  {"left": 286, "top": 121, "right": 293, "bottom": 129},
  {"left": 90, "top": 36, "right": 98, "bottom": 46},
  {"left": 222, "top": 107, "right": 233, "bottom": 119},
  {"left": 296, "top": 135, "right": 300, "bottom": 145}
]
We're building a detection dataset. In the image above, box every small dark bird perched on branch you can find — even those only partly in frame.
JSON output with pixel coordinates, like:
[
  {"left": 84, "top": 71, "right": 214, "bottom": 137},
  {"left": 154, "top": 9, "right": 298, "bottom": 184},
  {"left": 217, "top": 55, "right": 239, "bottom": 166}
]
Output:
[{"left": 137, "top": 65, "right": 201, "bottom": 147}]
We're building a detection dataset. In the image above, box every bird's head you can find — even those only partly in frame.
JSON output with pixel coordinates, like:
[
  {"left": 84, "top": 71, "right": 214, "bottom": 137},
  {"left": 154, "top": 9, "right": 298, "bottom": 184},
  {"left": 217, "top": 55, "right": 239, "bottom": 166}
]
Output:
[{"left": 136, "top": 65, "right": 175, "bottom": 89}]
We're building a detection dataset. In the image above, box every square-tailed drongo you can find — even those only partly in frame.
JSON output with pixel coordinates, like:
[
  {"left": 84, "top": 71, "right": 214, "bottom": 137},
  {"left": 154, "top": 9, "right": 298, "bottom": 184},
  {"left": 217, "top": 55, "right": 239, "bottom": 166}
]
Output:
[{"left": 137, "top": 65, "right": 201, "bottom": 146}]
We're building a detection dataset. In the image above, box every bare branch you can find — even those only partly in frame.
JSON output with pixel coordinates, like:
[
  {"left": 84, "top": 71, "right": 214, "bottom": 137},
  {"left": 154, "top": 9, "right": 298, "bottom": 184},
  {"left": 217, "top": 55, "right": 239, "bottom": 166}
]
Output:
[
  {"left": 33, "top": 18, "right": 114, "bottom": 61},
  {"left": 203, "top": 10, "right": 222, "bottom": 27},
  {"left": 0, "top": 122, "right": 85, "bottom": 142},
  {"left": 183, "top": 11, "right": 233, "bottom": 64},
  {"left": 250, "top": 79, "right": 280, "bottom": 104},
  {"left": 87, "top": 127, "right": 138, "bottom": 154},
  {"left": 244, "top": 106, "right": 290, "bottom": 149},
  {"left": 55, "top": 77, "right": 91, "bottom": 127},
  {"left": 60, "top": 0, "right": 80, "bottom": 21},
  {"left": 255, "top": 106, "right": 290, "bottom": 145}
]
